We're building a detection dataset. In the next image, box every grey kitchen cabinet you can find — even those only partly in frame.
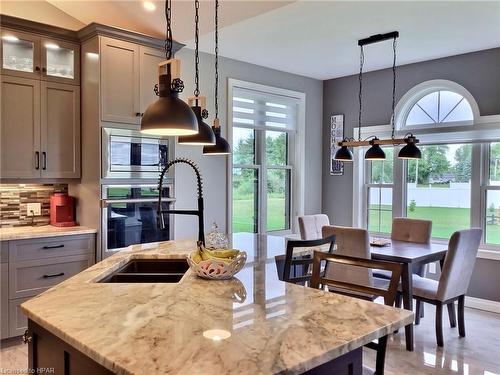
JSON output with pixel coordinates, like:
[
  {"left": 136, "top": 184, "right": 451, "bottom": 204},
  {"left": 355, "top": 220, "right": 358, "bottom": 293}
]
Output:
[
  {"left": 100, "top": 37, "right": 141, "bottom": 125},
  {"left": 1, "top": 233, "right": 95, "bottom": 339},
  {"left": 0, "top": 76, "right": 80, "bottom": 179},
  {"left": 41, "top": 81, "right": 81, "bottom": 178},
  {"left": 139, "top": 45, "right": 164, "bottom": 115},
  {"left": 0, "top": 75, "right": 41, "bottom": 178},
  {"left": 1, "top": 28, "right": 80, "bottom": 85}
]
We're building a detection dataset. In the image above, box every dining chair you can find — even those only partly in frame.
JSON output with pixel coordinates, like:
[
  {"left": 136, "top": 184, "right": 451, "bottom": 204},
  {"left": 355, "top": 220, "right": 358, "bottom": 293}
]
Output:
[
  {"left": 410, "top": 228, "right": 482, "bottom": 347},
  {"left": 274, "top": 235, "right": 336, "bottom": 285},
  {"left": 322, "top": 225, "right": 374, "bottom": 293},
  {"left": 298, "top": 214, "right": 330, "bottom": 240},
  {"left": 311, "top": 251, "right": 403, "bottom": 375}
]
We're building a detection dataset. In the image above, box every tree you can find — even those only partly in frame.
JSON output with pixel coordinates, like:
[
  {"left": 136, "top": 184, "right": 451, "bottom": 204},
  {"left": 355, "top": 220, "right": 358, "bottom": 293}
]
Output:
[
  {"left": 407, "top": 145, "right": 450, "bottom": 184},
  {"left": 454, "top": 144, "right": 472, "bottom": 182},
  {"left": 490, "top": 142, "right": 500, "bottom": 182},
  {"left": 371, "top": 148, "right": 394, "bottom": 183}
]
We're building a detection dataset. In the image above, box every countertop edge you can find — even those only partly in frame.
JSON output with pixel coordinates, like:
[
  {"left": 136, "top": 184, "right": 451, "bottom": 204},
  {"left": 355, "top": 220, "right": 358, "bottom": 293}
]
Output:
[{"left": 0, "top": 226, "right": 98, "bottom": 241}]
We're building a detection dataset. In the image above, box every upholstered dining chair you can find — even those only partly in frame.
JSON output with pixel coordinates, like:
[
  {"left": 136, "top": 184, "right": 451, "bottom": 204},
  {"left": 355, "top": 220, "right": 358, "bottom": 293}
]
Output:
[
  {"left": 322, "top": 225, "right": 374, "bottom": 292},
  {"left": 410, "top": 228, "right": 482, "bottom": 347},
  {"left": 274, "top": 235, "right": 336, "bottom": 285},
  {"left": 311, "top": 251, "right": 403, "bottom": 375},
  {"left": 298, "top": 214, "right": 330, "bottom": 240}
]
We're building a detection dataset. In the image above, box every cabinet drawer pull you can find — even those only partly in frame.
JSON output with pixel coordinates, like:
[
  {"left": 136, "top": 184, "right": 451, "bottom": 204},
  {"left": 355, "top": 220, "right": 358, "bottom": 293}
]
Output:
[
  {"left": 42, "top": 152, "right": 47, "bottom": 170},
  {"left": 35, "top": 151, "right": 40, "bottom": 170},
  {"left": 42, "top": 244, "right": 65, "bottom": 249},
  {"left": 22, "top": 330, "right": 32, "bottom": 344},
  {"left": 43, "top": 272, "right": 65, "bottom": 279},
  {"left": 135, "top": 112, "right": 142, "bottom": 117}
]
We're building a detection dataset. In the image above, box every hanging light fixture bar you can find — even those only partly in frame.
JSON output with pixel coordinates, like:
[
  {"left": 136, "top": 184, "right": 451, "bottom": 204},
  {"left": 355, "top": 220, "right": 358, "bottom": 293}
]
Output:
[{"left": 335, "top": 31, "right": 422, "bottom": 161}]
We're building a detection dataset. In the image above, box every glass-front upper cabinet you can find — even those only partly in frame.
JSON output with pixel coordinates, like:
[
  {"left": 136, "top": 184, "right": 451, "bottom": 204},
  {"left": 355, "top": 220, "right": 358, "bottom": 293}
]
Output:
[
  {"left": 1, "top": 29, "right": 41, "bottom": 79},
  {"left": 41, "top": 38, "right": 80, "bottom": 84}
]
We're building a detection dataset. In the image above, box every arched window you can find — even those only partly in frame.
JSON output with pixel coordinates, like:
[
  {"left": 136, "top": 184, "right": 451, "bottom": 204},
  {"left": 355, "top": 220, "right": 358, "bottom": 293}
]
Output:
[{"left": 395, "top": 80, "right": 479, "bottom": 130}]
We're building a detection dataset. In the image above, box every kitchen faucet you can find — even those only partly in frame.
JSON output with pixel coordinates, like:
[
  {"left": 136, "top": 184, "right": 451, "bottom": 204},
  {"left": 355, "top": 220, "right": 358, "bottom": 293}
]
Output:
[{"left": 157, "top": 158, "right": 205, "bottom": 244}]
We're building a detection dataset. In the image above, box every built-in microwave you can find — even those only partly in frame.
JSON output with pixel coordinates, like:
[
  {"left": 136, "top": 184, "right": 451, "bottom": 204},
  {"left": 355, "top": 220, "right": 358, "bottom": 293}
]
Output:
[
  {"left": 100, "top": 184, "right": 175, "bottom": 258},
  {"left": 101, "top": 127, "right": 173, "bottom": 179}
]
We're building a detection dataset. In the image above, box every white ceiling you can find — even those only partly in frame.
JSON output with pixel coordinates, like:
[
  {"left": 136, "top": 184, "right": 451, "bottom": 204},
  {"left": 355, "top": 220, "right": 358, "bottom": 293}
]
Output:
[{"left": 2, "top": 1, "right": 499, "bottom": 80}]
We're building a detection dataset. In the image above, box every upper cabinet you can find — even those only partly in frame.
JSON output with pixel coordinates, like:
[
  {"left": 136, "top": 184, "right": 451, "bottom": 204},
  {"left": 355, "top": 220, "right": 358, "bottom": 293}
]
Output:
[
  {"left": 1, "top": 28, "right": 80, "bottom": 85},
  {"left": 100, "top": 37, "right": 165, "bottom": 126}
]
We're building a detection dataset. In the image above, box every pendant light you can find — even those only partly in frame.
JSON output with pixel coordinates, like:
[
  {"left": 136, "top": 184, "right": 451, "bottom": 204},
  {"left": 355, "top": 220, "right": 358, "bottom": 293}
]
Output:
[
  {"left": 141, "top": 0, "right": 198, "bottom": 136},
  {"left": 334, "top": 32, "right": 422, "bottom": 161},
  {"left": 203, "top": 0, "right": 230, "bottom": 156},
  {"left": 178, "top": 0, "right": 216, "bottom": 146}
]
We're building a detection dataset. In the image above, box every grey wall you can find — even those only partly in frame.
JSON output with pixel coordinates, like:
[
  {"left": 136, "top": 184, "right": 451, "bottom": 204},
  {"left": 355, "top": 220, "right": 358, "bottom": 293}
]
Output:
[
  {"left": 322, "top": 47, "right": 500, "bottom": 302},
  {"left": 174, "top": 49, "right": 323, "bottom": 239}
]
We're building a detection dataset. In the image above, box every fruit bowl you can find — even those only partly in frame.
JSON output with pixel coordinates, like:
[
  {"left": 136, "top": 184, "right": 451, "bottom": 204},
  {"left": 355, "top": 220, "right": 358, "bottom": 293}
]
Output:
[{"left": 187, "top": 250, "right": 247, "bottom": 280}]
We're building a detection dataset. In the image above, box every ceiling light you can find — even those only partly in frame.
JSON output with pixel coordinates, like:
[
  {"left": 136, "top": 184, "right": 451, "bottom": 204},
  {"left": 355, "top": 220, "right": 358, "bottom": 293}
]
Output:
[
  {"left": 334, "top": 143, "right": 353, "bottom": 161},
  {"left": 141, "top": 0, "right": 198, "bottom": 136},
  {"left": 2, "top": 35, "right": 19, "bottom": 42},
  {"left": 143, "top": 1, "right": 156, "bottom": 11},
  {"left": 398, "top": 134, "right": 422, "bottom": 159},
  {"left": 203, "top": 329, "right": 231, "bottom": 342},
  {"left": 365, "top": 139, "right": 386, "bottom": 160},
  {"left": 45, "top": 43, "right": 60, "bottom": 50}
]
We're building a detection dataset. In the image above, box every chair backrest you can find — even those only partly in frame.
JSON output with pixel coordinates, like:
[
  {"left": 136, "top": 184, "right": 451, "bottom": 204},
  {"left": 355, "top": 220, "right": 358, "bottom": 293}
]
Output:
[
  {"left": 322, "top": 225, "right": 373, "bottom": 287},
  {"left": 298, "top": 214, "right": 330, "bottom": 240},
  {"left": 276, "top": 235, "right": 336, "bottom": 285},
  {"left": 311, "top": 251, "right": 402, "bottom": 306},
  {"left": 437, "top": 229, "right": 482, "bottom": 301},
  {"left": 391, "top": 217, "right": 432, "bottom": 244}
]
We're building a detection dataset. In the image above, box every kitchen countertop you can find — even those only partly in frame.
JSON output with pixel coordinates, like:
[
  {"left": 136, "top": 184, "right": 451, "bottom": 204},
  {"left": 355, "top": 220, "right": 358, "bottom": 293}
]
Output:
[
  {"left": 21, "top": 235, "right": 413, "bottom": 375},
  {"left": 0, "top": 225, "right": 97, "bottom": 241}
]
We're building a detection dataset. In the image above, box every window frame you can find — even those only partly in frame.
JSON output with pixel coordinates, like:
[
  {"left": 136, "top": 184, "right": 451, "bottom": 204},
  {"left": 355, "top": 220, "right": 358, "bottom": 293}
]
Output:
[{"left": 227, "top": 79, "right": 306, "bottom": 235}]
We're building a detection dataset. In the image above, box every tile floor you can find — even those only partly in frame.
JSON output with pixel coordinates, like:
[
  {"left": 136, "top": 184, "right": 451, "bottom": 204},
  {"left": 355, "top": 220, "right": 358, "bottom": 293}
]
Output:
[{"left": 1, "top": 306, "right": 499, "bottom": 374}]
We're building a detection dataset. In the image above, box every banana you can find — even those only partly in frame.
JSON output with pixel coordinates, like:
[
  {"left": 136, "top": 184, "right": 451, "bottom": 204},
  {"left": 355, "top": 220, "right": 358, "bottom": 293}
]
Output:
[{"left": 205, "top": 248, "right": 240, "bottom": 259}]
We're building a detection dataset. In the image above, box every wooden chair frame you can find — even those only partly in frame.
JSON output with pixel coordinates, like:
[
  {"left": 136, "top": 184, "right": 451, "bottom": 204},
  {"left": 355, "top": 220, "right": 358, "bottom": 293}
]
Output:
[{"left": 311, "top": 251, "right": 403, "bottom": 375}]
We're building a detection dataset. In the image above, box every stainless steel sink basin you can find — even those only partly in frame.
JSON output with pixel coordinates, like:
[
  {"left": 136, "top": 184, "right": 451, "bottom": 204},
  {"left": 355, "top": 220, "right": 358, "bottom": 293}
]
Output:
[{"left": 99, "top": 259, "right": 189, "bottom": 283}]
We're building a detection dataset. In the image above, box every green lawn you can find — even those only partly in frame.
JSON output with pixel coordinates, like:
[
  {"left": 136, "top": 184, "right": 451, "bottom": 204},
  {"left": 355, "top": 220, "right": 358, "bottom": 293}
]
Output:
[{"left": 233, "top": 199, "right": 500, "bottom": 244}]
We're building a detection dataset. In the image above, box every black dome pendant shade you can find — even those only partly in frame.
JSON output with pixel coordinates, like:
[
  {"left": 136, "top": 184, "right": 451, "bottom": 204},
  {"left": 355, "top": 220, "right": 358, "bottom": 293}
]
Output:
[
  {"left": 141, "top": 74, "right": 198, "bottom": 136},
  {"left": 178, "top": 102, "right": 216, "bottom": 146},
  {"left": 365, "top": 139, "right": 386, "bottom": 160},
  {"left": 398, "top": 134, "right": 422, "bottom": 159},
  {"left": 334, "top": 145, "right": 353, "bottom": 161},
  {"left": 203, "top": 123, "right": 230, "bottom": 155}
]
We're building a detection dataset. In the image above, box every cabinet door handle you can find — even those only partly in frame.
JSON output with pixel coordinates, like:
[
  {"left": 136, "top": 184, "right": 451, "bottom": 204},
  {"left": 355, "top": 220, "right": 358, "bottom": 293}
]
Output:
[
  {"left": 35, "top": 151, "right": 40, "bottom": 170},
  {"left": 135, "top": 112, "right": 142, "bottom": 117},
  {"left": 43, "top": 272, "right": 65, "bottom": 279},
  {"left": 42, "top": 244, "right": 65, "bottom": 249},
  {"left": 35, "top": 66, "right": 41, "bottom": 72},
  {"left": 22, "top": 330, "right": 32, "bottom": 344},
  {"left": 42, "top": 67, "right": 47, "bottom": 73},
  {"left": 42, "top": 152, "right": 47, "bottom": 170}
]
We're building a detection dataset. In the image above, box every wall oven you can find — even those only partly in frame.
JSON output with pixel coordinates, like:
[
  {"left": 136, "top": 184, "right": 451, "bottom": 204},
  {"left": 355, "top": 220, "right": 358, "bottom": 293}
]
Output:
[
  {"left": 101, "top": 184, "right": 175, "bottom": 257},
  {"left": 102, "top": 127, "right": 173, "bottom": 179}
]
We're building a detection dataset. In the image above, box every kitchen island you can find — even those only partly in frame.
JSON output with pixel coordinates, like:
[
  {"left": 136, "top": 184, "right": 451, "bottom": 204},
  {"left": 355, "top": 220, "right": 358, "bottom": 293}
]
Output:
[{"left": 21, "top": 235, "right": 413, "bottom": 374}]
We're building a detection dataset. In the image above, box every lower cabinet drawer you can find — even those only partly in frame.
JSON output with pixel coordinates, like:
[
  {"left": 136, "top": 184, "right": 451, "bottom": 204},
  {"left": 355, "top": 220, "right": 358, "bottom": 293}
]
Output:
[
  {"left": 9, "top": 296, "right": 31, "bottom": 337},
  {"left": 9, "top": 254, "right": 94, "bottom": 299}
]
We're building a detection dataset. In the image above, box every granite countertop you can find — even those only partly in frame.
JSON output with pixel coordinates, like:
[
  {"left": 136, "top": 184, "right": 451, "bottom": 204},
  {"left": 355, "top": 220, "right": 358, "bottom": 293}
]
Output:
[
  {"left": 0, "top": 225, "right": 97, "bottom": 241},
  {"left": 21, "top": 235, "right": 414, "bottom": 375}
]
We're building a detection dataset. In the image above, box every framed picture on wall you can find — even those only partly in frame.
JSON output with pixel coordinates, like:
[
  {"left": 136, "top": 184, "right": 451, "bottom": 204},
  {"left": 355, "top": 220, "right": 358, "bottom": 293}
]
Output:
[{"left": 330, "top": 114, "right": 344, "bottom": 176}]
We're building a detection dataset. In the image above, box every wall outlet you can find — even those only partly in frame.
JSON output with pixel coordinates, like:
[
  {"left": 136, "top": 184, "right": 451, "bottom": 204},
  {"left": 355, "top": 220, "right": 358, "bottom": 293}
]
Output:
[
  {"left": 428, "top": 262, "right": 437, "bottom": 274},
  {"left": 27, "top": 203, "right": 42, "bottom": 216}
]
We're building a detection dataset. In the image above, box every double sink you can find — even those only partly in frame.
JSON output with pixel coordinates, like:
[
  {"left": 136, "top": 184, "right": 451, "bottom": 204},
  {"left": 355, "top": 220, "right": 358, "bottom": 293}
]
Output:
[{"left": 99, "top": 259, "right": 189, "bottom": 283}]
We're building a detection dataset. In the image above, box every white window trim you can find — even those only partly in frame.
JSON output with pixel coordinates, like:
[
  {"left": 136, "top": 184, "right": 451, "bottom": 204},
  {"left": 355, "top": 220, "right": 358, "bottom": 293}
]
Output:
[
  {"left": 353, "top": 113, "right": 500, "bottom": 261},
  {"left": 227, "top": 78, "right": 306, "bottom": 235},
  {"left": 395, "top": 79, "right": 481, "bottom": 132}
]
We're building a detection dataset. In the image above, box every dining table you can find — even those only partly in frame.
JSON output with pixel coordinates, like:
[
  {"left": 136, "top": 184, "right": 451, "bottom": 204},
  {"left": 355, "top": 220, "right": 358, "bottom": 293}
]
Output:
[{"left": 370, "top": 240, "right": 449, "bottom": 351}]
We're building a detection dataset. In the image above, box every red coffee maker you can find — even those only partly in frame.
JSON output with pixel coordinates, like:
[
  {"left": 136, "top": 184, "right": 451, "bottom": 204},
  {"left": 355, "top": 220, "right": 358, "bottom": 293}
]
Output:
[{"left": 50, "top": 193, "right": 76, "bottom": 227}]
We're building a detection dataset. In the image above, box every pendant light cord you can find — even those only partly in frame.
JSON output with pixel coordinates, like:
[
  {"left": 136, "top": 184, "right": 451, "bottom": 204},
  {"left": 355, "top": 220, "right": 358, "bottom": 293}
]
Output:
[
  {"left": 165, "top": 0, "right": 173, "bottom": 59},
  {"left": 358, "top": 45, "right": 364, "bottom": 141},
  {"left": 194, "top": 0, "right": 200, "bottom": 98},
  {"left": 214, "top": 0, "right": 219, "bottom": 120},
  {"left": 391, "top": 37, "right": 397, "bottom": 139}
]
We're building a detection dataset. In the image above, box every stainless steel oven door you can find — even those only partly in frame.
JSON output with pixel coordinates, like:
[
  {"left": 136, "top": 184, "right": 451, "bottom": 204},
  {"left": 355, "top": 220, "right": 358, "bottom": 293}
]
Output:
[
  {"left": 102, "top": 127, "right": 173, "bottom": 179},
  {"left": 101, "top": 184, "right": 175, "bottom": 258}
]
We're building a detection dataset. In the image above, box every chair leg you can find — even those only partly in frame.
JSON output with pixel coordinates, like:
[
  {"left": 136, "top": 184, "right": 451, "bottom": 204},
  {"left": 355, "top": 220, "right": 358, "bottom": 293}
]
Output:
[
  {"left": 395, "top": 293, "right": 402, "bottom": 308},
  {"left": 415, "top": 300, "right": 421, "bottom": 325},
  {"left": 420, "top": 303, "right": 425, "bottom": 318},
  {"left": 435, "top": 303, "right": 444, "bottom": 347},
  {"left": 447, "top": 302, "right": 457, "bottom": 328},
  {"left": 458, "top": 295, "right": 466, "bottom": 337},
  {"left": 375, "top": 335, "right": 388, "bottom": 375}
]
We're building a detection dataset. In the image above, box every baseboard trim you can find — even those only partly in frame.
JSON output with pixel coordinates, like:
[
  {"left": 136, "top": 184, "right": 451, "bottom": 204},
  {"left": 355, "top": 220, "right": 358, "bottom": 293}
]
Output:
[{"left": 465, "top": 296, "right": 500, "bottom": 314}]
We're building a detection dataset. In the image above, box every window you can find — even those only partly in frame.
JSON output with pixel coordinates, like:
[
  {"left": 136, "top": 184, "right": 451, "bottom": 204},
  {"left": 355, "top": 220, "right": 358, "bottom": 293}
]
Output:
[
  {"left": 406, "top": 91, "right": 473, "bottom": 126},
  {"left": 366, "top": 147, "right": 393, "bottom": 234},
  {"left": 406, "top": 144, "right": 471, "bottom": 239},
  {"left": 485, "top": 142, "right": 500, "bottom": 245},
  {"left": 231, "top": 84, "right": 300, "bottom": 234}
]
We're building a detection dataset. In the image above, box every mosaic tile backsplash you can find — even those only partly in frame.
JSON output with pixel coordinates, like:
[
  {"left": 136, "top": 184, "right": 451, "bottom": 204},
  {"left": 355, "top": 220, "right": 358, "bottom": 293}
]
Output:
[{"left": 0, "top": 184, "right": 68, "bottom": 227}]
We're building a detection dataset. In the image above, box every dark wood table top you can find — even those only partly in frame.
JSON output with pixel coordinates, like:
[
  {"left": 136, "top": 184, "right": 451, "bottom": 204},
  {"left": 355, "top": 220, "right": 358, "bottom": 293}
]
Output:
[{"left": 370, "top": 240, "right": 448, "bottom": 264}]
